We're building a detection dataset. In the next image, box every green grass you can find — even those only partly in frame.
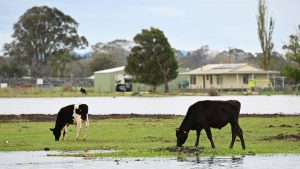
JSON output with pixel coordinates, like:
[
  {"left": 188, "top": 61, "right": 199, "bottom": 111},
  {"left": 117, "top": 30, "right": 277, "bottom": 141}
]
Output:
[
  {"left": 1, "top": 87, "right": 299, "bottom": 98},
  {"left": 1, "top": 116, "right": 300, "bottom": 157},
  {"left": 0, "top": 87, "right": 133, "bottom": 98}
]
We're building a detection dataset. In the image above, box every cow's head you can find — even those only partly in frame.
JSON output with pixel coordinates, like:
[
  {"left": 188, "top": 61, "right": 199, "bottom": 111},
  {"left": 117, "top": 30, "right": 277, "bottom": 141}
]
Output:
[
  {"left": 176, "top": 128, "right": 189, "bottom": 147},
  {"left": 50, "top": 128, "right": 61, "bottom": 141},
  {"left": 74, "top": 104, "right": 82, "bottom": 115}
]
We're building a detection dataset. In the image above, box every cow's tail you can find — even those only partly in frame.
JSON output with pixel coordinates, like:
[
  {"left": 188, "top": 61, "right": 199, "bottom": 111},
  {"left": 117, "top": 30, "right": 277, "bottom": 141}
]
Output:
[{"left": 236, "top": 101, "right": 241, "bottom": 115}]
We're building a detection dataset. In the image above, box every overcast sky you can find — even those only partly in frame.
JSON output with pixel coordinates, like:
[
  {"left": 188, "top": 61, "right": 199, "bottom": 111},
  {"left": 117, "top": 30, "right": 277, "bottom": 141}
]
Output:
[{"left": 0, "top": 0, "right": 299, "bottom": 54}]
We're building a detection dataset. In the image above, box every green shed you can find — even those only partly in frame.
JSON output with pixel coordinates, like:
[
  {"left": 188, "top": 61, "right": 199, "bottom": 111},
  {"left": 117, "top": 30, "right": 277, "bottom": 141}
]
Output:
[
  {"left": 94, "top": 66, "right": 189, "bottom": 93},
  {"left": 94, "top": 66, "right": 126, "bottom": 92}
]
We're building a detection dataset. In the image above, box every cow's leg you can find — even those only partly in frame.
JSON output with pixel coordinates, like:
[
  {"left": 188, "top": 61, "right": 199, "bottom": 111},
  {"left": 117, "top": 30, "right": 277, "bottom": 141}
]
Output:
[
  {"left": 83, "top": 119, "right": 89, "bottom": 141},
  {"left": 75, "top": 119, "right": 82, "bottom": 141},
  {"left": 205, "top": 127, "right": 215, "bottom": 149},
  {"left": 237, "top": 124, "right": 246, "bottom": 150},
  {"left": 195, "top": 129, "right": 201, "bottom": 147},
  {"left": 62, "top": 127, "right": 66, "bottom": 141},
  {"left": 230, "top": 122, "right": 238, "bottom": 149},
  {"left": 62, "top": 124, "right": 69, "bottom": 141}
]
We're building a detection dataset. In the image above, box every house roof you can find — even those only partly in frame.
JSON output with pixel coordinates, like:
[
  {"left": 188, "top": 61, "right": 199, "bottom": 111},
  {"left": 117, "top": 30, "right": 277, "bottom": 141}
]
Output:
[
  {"left": 94, "top": 66, "right": 125, "bottom": 74},
  {"left": 183, "top": 63, "right": 278, "bottom": 75}
]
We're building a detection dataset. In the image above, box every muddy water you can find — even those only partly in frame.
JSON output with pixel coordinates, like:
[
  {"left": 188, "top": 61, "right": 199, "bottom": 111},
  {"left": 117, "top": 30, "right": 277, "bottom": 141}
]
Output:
[
  {"left": 1, "top": 151, "right": 300, "bottom": 169},
  {"left": 0, "top": 95, "right": 300, "bottom": 115}
]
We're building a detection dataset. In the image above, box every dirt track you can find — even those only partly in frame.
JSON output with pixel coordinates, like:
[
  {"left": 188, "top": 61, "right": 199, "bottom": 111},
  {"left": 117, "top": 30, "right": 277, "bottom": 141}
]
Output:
[{"left": 0, "top": 113, "right": 299, "bottom": 122}]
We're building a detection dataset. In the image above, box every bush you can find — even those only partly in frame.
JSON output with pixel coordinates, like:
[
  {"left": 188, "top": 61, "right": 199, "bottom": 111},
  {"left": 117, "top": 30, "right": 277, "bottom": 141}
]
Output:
[
  {"left": 208, "top": 87, "right": 219, "bottom": 96},
  {"left": 61, "top": 83, "right": 74, "bottom": 92}
]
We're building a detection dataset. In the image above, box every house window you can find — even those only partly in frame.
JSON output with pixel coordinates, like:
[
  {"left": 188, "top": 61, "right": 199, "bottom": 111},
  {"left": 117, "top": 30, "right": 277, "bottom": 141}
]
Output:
[
  {"left": 210, "top": 75, "right": 213, "bottom": 84},
  {"left": 217, "top": 75, "right": 223, "bottom": 85},
  {"left": 206, "top": 75, "right": 209, "bottom": 80},
  {"left": 243, "top": 74, "right": 249, "bottom": 84},
  {"left": 190, "top": 75, "right": 196, "bottom": 85}
]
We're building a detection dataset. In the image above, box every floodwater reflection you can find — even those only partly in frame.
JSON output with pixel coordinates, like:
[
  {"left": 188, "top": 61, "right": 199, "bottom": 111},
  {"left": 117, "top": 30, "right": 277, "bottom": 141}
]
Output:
[
  {"left": 178, "top": 154, "right": 300, "bottom": 169},
  {"left": 1, "top": 151, "right": 300, "bottom": 169},
  {"left": 179, "top": 155, "right": 244, "bottom": 169}
]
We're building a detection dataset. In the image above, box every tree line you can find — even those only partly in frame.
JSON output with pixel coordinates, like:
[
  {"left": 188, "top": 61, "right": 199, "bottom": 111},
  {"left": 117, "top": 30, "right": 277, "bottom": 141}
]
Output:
[{"left": 1, "top": 1, "right": 300, "bottom": 93}]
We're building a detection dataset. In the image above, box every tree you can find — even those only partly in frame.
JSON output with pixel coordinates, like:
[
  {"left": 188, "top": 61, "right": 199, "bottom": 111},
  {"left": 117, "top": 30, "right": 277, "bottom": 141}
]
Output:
[
  {"left": 49, "top": 53, "right": 74, "bottom": 77},
  {"left": 179, "top": 45, "right": 210, "bottom": 69},
  {"left": 257, "top": 0, "right": 275, "bottom": 70},
  {"left": 91, "top": 41, "right": 129, "bottom": 67},
  {"left": 6, "top": 6, "right": 88, "bottom": 77},
  {"left": 125, "top": 27, "right": 178, "bottom": 92},
  {"left": 0, "top": 56, "right": 26, "bottom": 78},
  {"left": 281, "top": 25, "right": 300, "bottom": 83},
  {"left": 88, "top": 53, "right": 119, "bottom": 73},
  {"left": 68, "top": 58, "right": 91, "bottom": 77}
]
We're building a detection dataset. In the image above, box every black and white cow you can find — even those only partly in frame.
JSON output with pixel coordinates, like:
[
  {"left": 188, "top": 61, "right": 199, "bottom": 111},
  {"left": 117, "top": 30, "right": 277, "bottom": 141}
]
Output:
[
  {"left": 50, "top": 104, "right": 89, "bottom": 141},
  {"left": 80, "top": 87, "right": 87, "bottom": 95}
]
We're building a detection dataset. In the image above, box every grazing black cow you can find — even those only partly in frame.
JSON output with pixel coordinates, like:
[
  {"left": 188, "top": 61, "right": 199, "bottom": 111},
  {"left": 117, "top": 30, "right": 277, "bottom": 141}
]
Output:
[
  {"left": 80, "top": 87, "right": 87, "bottom": 95},
  {"left": 176, "top": 100, "right": 245, "bottom": 149},
  {"left": 50, "top": 104, "right": 89, "bottom": 141}
]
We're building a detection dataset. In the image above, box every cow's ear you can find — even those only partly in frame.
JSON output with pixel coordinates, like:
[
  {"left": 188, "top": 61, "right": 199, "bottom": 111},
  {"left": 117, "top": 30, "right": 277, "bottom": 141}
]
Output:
[{"left": 49, "top": 128, "right": 54, "bottom": 131}]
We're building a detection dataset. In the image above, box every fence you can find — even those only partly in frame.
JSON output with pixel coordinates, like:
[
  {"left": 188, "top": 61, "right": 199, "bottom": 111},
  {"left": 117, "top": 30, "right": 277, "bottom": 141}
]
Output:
[{"left": 0, "top": 78, "right": 93, "bottom": 88}]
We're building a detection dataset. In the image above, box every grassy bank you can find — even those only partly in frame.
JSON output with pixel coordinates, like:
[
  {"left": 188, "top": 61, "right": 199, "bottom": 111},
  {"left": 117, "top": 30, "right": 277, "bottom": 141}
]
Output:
[
  {"left": 0, "top": 87, "right": 131, "bottom": 97},
  {"left": 1, "top": 87, "right": 298, "bottom": 98},
  {"left": 0, "top": 116, "right": 300, "bottom": 157}
]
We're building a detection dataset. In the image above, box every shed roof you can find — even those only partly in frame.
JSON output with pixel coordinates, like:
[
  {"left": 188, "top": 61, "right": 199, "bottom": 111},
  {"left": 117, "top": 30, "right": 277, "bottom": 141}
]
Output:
[
  {"left": 95, "top": 66, "right": 190, "bottom": 74},
  {"left": 94, "top": 66, "right": 125, "bottom": 74}
]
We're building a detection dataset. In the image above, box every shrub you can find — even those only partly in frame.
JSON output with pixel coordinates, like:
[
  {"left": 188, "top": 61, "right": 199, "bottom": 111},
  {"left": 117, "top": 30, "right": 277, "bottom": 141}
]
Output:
[
  {"left": 61, "top": 83, "right": 74, "bottom": 92},
  {"left": 208, "top": 87, "right": 219, "bottom": 96}
]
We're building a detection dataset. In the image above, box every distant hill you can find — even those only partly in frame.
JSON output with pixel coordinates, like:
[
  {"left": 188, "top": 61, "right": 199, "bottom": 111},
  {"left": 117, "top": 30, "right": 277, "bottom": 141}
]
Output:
[
  {"left": 79, "top": 39, "right": 287, "bottom": 71},
  {"left": 91, "top": 39, "right": 135, "bottom": 55},
  {"left": 180, "top": 50, "right": 189, "bottom": 56}
]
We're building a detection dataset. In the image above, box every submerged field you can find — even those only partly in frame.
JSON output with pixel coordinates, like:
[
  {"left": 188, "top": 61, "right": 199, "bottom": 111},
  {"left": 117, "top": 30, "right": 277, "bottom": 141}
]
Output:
[{"left": 0, "top": 115, "right": 299, "bottom": 157}]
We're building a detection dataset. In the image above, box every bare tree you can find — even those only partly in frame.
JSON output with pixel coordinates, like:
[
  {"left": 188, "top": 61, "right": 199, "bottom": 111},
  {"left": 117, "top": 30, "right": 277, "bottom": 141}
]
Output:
[{"left": 257, "top": 0, "right": 275, "bottom": 70}]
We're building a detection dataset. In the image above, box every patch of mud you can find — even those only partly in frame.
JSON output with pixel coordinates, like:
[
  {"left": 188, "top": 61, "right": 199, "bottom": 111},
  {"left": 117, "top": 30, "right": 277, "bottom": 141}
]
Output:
[
  {"left": 143, "top": 122, "right": 157, "bottom": 126},
  {"left": 279, "top": 124, "right": 292, "bottom": 128},
  {"left": 0, "top": 114, "right": 300, "bottom": 122},
  {"left": 0, "top": 114, "right": 57, "bottom": 122},
  {"left": 0, "top": 114, "right": 178, "bottom": 122},
  {"left": 47, "top": 149, "right": 117, "bottom": 157},
  {"left": 159, "top": 147, "right": 204, "bottom": 154},
  {"left": 263, "top": 133, "right": 300, "bottom": 141},
  {"left": 267, "top": 124, "right": 293, "bottom": 128},
  {"left": 144, "top": 136, "right": 171, "bottom": 143}
]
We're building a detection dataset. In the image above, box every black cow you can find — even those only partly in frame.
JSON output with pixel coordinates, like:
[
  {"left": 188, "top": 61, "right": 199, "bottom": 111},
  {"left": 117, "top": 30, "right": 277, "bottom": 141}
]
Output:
[
  {"left": 50, "top": 104, "right": 89, "bottom": 141},
  {"left": 176, "top": 100, "right": 245, "bottom": 149}
]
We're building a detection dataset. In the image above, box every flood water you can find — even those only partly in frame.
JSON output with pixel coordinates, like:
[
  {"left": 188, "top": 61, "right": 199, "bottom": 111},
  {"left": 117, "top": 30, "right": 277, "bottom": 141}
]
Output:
[
  {"left": 0, "top": 95, "right": 299, "bottom": 115},
  {"left": 1, "top": 151, "right": 300, "bottom": 169}
]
